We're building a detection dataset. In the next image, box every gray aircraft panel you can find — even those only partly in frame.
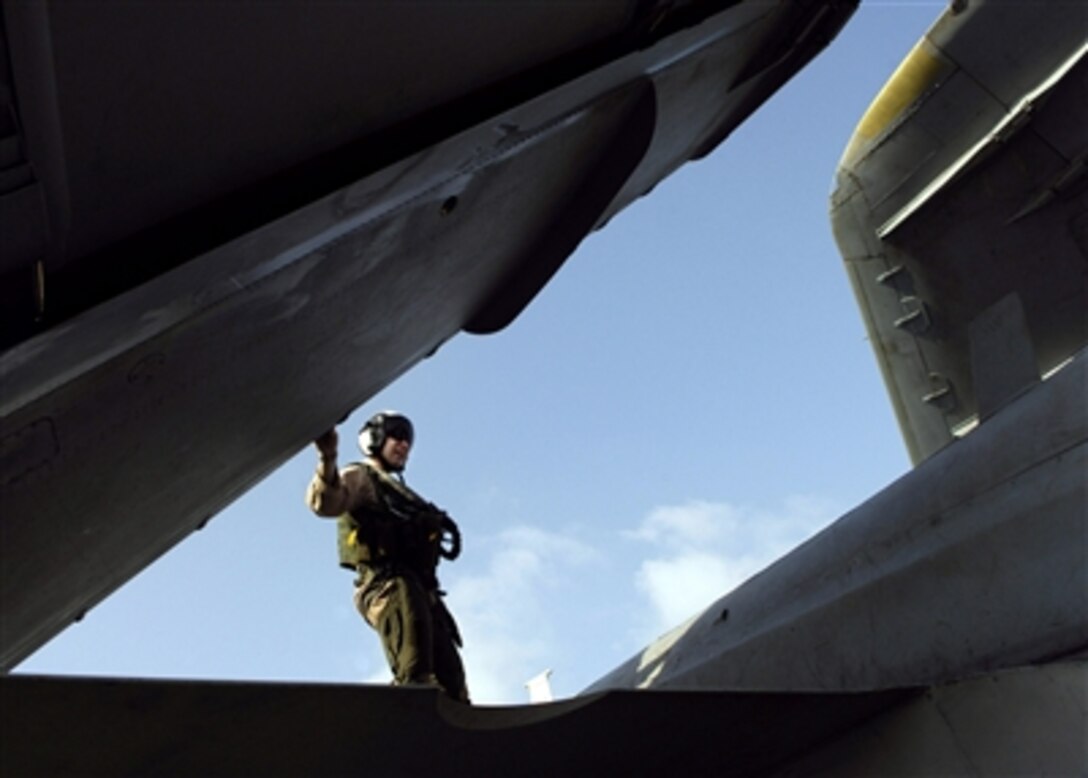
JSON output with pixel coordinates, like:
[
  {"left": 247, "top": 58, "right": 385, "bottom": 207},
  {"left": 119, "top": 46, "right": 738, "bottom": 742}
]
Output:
[
  {"left": 5, "top": 664, "right": 1083, "bottom": 776},
  {"left": 0, "top": 673, "right": 915, "bottom": 777},
  {"left": 1, "top": 1, "right": 633, "bottom": 275},
  {"left": 830, "top": 1, "right": 1087, "bottom": 464},
  {"left": 775, "top": 661, "right": 1088, "bottom": 777}
]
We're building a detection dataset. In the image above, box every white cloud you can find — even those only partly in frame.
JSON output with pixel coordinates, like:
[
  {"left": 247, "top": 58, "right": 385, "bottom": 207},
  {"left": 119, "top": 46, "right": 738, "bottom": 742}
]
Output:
[
  {"left": 624, "top": 500, "right": 741, "bottom": 548},
  {"left": 628, "top": 496, "right": 838, "bottom": 639},
  {"left": 636, "top": 551, "right": 735, "bottom": 630},
  {"left": 443, "top": 525, "right": 600, "bottom": 705}
]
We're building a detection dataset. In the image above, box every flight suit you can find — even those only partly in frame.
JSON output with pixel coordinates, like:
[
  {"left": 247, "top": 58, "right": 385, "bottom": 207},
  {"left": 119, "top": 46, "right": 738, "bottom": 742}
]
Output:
[{"left": 307, "top": 459, "right": 468, "bottom": 702}]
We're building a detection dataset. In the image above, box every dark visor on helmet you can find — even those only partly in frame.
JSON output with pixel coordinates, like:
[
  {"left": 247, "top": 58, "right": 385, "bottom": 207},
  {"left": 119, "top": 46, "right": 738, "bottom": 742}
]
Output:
[{"left": 384, "top": 418, "right": 413, "bottom": 443}]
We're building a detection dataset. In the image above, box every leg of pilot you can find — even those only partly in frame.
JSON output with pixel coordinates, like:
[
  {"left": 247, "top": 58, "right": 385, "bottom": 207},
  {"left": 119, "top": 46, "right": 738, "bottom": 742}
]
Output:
[
  {"left": 357, "top": 571, "right": 436, "bottom": 686},
  {"left": 431, "top": 597, "right": 469, "bottom": 703}
]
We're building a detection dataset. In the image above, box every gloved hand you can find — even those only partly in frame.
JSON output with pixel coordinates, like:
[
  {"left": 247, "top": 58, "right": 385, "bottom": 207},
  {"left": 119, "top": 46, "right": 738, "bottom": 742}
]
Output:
[{"left": 314, "top": 428, "right": 338, "bottom": 459}]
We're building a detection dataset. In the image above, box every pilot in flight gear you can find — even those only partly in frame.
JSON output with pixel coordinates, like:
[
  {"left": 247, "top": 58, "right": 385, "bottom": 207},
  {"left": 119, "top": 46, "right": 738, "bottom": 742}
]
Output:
[{"left": 306, "top": 411, "right": 469, "bottom": 703}]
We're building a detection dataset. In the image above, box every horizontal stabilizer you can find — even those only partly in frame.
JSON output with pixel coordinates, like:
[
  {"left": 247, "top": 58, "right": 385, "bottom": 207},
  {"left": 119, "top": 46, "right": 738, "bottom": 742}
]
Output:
[{"left": 1, "top": 675, "right": 914, "bottom": 776}]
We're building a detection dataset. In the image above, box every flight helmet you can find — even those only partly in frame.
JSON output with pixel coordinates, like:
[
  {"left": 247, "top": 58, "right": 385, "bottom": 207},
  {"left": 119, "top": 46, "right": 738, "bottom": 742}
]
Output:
[{"left": 358, "top": 411, "right": 414, "bottom": 465}]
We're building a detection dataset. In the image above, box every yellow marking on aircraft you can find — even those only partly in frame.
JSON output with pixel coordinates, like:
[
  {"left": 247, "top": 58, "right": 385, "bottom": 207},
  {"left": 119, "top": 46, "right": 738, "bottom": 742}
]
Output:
[{"left": 843, "top": 39, "right": 952, "bottom": 164}]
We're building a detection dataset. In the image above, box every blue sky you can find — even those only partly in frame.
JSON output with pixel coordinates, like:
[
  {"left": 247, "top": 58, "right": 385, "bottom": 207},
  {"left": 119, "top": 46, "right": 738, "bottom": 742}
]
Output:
[{"left": 18, "top": 2, "right": 941, "bottom": 704}]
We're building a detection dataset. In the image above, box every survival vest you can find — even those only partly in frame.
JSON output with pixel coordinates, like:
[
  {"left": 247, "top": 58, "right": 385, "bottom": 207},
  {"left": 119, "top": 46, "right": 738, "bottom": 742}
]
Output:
[{"left": 336, "top": 462, "right": 453, "bottom": 585}]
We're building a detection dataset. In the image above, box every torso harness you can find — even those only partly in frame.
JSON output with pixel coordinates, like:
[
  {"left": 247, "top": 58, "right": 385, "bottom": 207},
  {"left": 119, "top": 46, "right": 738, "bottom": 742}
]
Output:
[{"left": 336, "top": 462, "right": 461, "bottom": 584}]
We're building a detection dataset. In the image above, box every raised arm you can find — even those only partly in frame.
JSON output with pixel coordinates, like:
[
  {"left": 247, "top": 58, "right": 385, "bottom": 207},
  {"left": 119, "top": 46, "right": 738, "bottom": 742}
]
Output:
[{"left": 305, "top": 428, "right": 367, "bottom": 517}]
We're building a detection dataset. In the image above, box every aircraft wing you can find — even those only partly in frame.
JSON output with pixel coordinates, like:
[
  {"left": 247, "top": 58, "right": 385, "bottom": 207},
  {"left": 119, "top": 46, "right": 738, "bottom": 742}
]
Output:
[
  {"left": 6, "top": 663, "right": 1084, "bottom": 776},
  {"left": 1, "top": 673, "right": 916, "bottom": 776},
  {"left": 829, "top": 1, "right": 1087, "bottom": 463},
  {"left": 0, "top": 2, "right": 856, "bottom": 671}
]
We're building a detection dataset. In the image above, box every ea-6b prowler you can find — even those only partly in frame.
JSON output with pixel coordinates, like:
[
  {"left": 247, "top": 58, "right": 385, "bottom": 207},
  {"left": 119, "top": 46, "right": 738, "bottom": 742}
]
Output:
[{"left": 2, "top": 1, "right": 1085, "bottom": 775}]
